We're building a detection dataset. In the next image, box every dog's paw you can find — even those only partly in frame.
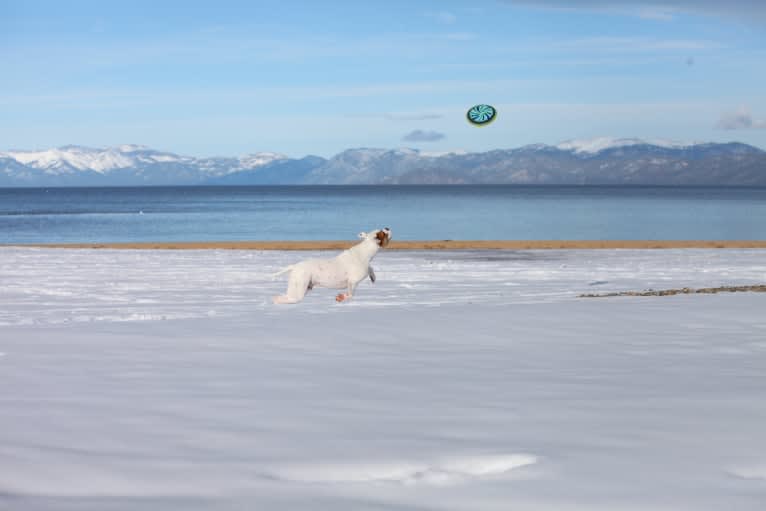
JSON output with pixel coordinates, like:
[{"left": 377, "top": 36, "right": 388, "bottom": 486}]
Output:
[{"left": 335, "top": 293, "right": 347, "bottom": 302}]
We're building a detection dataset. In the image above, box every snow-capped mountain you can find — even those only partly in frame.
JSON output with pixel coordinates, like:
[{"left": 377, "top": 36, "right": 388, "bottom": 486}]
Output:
[
  {"left": 304, "top": 148, "right": 436, "bottom": 184},
  {"left": 3, "top": 146, "right": 122, "bottom": 174},
  {"left": 1, "top": 139, "right": 764, "bottom": 186},
  {"left": 237, "top": 152, "right": 288, "bottom": 169},
  {"left": 0, "top": 145, "right": 289, "bottom": 185},
  {"left": 555, "top": 137, "right": 700, "bottom": 154}
]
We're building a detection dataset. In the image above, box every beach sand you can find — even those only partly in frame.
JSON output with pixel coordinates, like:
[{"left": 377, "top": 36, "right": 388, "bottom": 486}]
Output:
[{"left": 11, "top": 240, "right": 766, "bottom": 250}]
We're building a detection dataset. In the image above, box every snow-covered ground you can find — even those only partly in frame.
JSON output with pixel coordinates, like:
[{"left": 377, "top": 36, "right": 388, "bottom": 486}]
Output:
[{"left": 1, "top": 248, "right": 765, "bottom": 510}]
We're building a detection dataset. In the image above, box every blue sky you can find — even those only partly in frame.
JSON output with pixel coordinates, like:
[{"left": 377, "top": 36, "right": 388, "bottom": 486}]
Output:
[{"left": 2, "top": 0, "right": 765, "bottom": 157}]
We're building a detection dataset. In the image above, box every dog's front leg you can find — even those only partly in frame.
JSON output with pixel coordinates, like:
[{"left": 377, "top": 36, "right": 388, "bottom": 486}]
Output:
[{"left": 336, "top": 280, "right": 359, "bottom": 303}]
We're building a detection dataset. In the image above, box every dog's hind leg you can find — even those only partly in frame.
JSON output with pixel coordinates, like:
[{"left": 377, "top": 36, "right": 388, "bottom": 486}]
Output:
[
  {"left": 273, "top": 295, "right": 301, "bottom": 304},
  {"left": 273, "top": 271, "right": 311, "bottom": 304}
]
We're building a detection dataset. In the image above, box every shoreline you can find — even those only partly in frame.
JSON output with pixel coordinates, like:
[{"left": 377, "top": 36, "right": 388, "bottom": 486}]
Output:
[{"left": 6, "top": 240, "right": 766, "bottom": 250}]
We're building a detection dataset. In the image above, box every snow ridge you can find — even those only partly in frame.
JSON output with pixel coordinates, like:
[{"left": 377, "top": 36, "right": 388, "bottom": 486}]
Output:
[
  {"left": 0, "top": 145, "right": 287, "bottom": 175},
  {"left": 556, "top": 137, "right": 700, "bottom": 154}
]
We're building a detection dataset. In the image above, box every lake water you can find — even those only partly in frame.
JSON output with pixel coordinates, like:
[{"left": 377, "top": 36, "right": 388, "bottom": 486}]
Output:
[{"left": 1, "top": 185, "right": 766, "bottom": 243}]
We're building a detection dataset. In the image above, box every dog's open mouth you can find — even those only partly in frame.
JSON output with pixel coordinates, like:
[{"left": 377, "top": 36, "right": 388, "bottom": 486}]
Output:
[{"left": 376, "top": 228, "right": 392, "bottom": 247}]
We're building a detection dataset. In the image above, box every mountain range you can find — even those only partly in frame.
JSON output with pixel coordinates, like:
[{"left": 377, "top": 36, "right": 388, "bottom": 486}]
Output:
[{"left": 2, "top": 138, "right": 765, "bottom": 186}]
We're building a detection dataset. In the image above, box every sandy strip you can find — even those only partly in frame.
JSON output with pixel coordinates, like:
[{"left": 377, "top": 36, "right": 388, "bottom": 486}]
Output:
[
  {"left": 7, "top": 240, "right": 766, "bottom": 250},
  {"left": 581, "top": 284, "right": 766, "bottom": 298}
]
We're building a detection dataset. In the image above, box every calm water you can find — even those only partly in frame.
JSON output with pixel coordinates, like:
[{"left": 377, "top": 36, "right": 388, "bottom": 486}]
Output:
[{"left": 1, "top": 186, "right": 766, "bottom": 243}]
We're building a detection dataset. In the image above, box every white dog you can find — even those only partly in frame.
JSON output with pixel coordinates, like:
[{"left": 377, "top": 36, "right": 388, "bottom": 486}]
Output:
[{"left": 272, "top": 227, "right": 392, "bottom": 304}]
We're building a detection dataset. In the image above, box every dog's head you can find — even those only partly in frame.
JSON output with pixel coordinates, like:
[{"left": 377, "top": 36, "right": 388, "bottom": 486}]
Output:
[{"left": 358, "top": 227, "right": 392, "bottom": 248}]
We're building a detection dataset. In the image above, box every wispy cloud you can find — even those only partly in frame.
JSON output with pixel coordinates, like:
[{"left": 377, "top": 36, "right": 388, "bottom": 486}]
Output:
[
  {"left": 637, "top": 7, "right": 678, "bottom": 21},
  {"left": 402, "top": 130, "right": 446, "bottom": 142},
  {"left": 425, "top": 11, "right": 458, "bottom": 24},
  {"left": 716, "top": 107, "right": 766, "bottom": 130},
  {"left": 543, "top": 36, "right": 723, "bottom": 52},
  {"left": 0, "top": 79, "right": 533, "bottom": 108},
  {"left": 0, "top": 30, "right": 481, "bottom": 72},
  {"left": 443, "top": 32, "right": 477, "bottom": 41},
  {"left": 500, "top": 1, "right": 766, "bottom": 22},
  {"left": 385, "top": 112, "right": 443, "bottom": 121}
]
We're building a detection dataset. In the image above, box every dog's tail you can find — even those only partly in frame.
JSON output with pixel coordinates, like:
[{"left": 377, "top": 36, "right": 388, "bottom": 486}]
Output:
[{"left": 271, "top": 265, "right": 295, "bottom": 279}]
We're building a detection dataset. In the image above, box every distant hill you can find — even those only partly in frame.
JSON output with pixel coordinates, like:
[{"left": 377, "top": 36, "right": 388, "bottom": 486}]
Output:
[{"left": 2, "top": 138, "right": 765, "bottom": 186}]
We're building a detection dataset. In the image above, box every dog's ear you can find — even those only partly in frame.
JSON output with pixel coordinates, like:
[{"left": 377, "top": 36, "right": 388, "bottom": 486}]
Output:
[{"left": 358, "top": 232, "right": 367, "bottom": 239}]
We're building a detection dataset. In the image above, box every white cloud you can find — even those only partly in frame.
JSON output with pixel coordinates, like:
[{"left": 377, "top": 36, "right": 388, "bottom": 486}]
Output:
[
  {"left": 426, "top": 11, "right": 457, "bottom": 24},
  {"left": 402, "top": 130, "right": 446, "bottom": 142},
  {"left": 716, "top": 108, "right": 766, "bottom": 130}
]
